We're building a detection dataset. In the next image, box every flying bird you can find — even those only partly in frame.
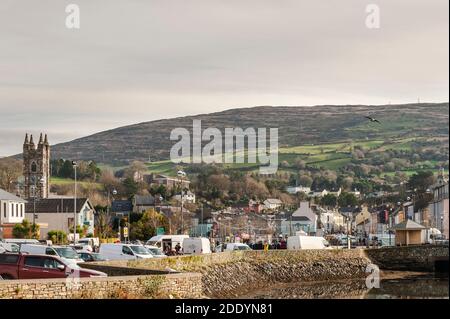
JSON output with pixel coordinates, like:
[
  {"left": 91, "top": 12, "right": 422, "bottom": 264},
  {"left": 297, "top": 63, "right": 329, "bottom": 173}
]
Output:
[{"left": 365, "top": 116, "right": 381, "bottom": 124}]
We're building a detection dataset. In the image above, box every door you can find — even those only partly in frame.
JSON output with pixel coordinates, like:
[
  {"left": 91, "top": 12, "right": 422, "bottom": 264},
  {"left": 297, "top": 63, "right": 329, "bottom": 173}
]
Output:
[{"left": 121, "top": 246, "right": 135, "bottom": 260}]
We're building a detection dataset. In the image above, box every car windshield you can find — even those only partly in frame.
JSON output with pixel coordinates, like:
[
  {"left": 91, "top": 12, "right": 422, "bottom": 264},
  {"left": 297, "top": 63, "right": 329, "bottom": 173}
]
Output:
[
  {"left": 130, "top": 245, "right": 150, "bottom": 255},
  {"left": 237, "top": 245, "right": 250, "bottom": 250},
  {"left": 91, "top": 253, "right": 106, "bottom": 261},
  {"left": 148, "top": 248, "right": 164, "bottom": 255},
  {"left": 54, "top": 247, "right": 79, "bottom": 259},
  {"left": 146, "top": 241, "right": 160, "bottom": 247}
]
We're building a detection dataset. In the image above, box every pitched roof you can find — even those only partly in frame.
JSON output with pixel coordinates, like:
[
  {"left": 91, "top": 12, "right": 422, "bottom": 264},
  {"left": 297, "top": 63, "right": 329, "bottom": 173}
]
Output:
[
  {"left": 134, "top": 195, "right": 155, "bottom": 205},
  {"left": 265, "top": 198, "right": 282, "bottom": 204},
  {"left": 391, "top": 219, "right": 426, "bottom": 230},
  {"left": 0, "top": 188, "right": 27, "bottom": 203},
  {"left": 25, "top": 198, "right": 90, "bottom": 214},
  {"left": 111, "top": 200, "right": 133, "bottom": 213}
]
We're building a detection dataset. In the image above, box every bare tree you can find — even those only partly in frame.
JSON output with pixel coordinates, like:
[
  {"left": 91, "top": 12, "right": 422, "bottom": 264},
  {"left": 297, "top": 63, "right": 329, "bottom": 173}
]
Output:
[{"left": 0, "top": 158, "right": 22, "bottom": 193}]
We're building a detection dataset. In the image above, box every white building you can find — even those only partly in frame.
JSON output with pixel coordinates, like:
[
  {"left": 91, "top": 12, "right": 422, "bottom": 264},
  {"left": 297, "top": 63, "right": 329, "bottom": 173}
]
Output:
[
  {"left": 0, "top": 188, "right": 27, "bottom": 238},
  {"left": 292, "top": 201, "right": 318, "bottom": 233},
  {"left": 172, "top": 190, "right": 196, "bottom": 204},
  {"left": 263, "top": 198, "right": 283, "bottom": 210},
  {"left": 286, "top": 186, "right": 311, "bottom": 195}
]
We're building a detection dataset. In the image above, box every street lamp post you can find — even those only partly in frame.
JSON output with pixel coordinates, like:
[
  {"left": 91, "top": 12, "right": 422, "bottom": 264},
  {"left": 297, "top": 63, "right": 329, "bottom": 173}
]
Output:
[
  {"left": 72, "top": 161, "right": 77, "bottom": 244},
  {"left": 32, "top": 177, "right": 45, "bottom": 237},
  {"left": 177, "top": 170, "right": 186, "bottom": 235}
]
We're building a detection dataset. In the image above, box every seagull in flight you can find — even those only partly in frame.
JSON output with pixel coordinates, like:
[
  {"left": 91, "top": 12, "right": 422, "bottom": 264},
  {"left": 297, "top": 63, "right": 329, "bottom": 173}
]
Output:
[{"left": 365, "top": 116, "right": 381, "bottom": 124}]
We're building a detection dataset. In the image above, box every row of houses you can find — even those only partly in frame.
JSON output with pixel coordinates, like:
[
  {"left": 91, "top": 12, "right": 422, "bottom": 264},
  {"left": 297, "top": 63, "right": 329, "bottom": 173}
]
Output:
[
  {"left": 285, "top": 186, "right": 361, "bottom": 199},
  {"left": 0, "top": 188, "right": 95, "bottom": 240}
]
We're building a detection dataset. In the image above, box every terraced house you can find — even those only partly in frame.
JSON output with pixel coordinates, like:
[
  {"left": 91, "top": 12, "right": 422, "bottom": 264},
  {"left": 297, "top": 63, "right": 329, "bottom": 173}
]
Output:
[{"left": 0, "top": 188, "right": 27, "bottom": 239}]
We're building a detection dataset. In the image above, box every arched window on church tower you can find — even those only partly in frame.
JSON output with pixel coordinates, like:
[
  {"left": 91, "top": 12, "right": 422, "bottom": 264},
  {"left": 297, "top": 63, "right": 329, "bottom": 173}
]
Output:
[{"left": 31, "top": 161, "right": 37, "bottom": 173}]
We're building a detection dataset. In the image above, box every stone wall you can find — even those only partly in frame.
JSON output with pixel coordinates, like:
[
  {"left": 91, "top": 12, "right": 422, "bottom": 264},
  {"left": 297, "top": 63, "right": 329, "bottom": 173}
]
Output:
[
  {"left": 87, "top": 249, "right": 371, "bottom": 298},
  {"left": 0, "top": 273, "right": 202, "bottom": 299},
  {"left": 364, "top": 244, "right": 449, "bottom": 271}
]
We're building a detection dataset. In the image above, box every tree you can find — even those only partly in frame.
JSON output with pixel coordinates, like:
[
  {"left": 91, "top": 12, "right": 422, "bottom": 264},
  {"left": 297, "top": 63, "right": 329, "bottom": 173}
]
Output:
[
  {"left": 129, "top": 209, "right": 169, "bottom": 240},
  {"left": 321, "top": 194, "right": 337, "bottom": 207},
  {"left": 338, "top": 192, "right": 358, "bottom": 207},
  {"left": 122, "top": 177, "right": 139, "bottom": 197},
  {"left": 12, "top": 219, "right": 39, "bottom": 239},
  {"left": 95, "top": 211, "right": 114, "bottom": 239},
  {"left": 0, "top": 158, "right": 22, "bottom": 193},
  {"left": 299, "top": 175, "right": 313, "bottom": 187},
  {"left": 408, "top": 171, "right": 436, "bottom": 191}
]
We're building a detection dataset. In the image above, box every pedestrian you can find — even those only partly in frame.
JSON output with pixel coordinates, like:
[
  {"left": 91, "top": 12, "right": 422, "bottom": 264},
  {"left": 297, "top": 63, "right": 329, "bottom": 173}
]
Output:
[{"left": 175, "top": 243, "right": 182, "bottom": 254}]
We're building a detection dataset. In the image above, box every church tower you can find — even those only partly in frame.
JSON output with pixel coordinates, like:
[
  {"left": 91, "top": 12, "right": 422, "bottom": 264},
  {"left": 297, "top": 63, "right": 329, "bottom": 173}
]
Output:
[{"left": 23, "top": 133, "right": 50, "bottom": 199}]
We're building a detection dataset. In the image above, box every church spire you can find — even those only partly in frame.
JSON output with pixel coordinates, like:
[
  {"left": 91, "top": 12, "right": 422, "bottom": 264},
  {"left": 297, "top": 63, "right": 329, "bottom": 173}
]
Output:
[
  {"left": 24, "top": 133, "right": 29, "bottom": 144},
  {"left": 44, "top": 134, "right": 49, "bottom": 145},
  {"left": 38, "top": 133, "right": 43, "bottom": 144},
  {"left": 29, "top": 134, "right": 34, "bottom": 145}
]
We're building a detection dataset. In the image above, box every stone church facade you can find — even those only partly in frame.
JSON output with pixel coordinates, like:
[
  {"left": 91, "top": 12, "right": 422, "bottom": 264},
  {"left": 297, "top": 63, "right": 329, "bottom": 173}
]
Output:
[{"left": 23, "top": 133, "right": 50, "bottom": 199}]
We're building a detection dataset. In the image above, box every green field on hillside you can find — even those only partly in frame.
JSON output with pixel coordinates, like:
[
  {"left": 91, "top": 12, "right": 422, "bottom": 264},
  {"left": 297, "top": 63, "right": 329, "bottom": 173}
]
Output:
[
  {"left": 50, "top": 177, "right": 102, "bottom": 188},
  {"left": 98, "top": 136, "right": 444, "bottom": 177}
]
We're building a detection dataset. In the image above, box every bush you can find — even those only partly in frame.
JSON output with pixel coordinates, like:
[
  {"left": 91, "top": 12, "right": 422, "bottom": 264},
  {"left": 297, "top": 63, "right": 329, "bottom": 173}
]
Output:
[{"left": 47, "top": 230, "right": 67, "bottom": 244}]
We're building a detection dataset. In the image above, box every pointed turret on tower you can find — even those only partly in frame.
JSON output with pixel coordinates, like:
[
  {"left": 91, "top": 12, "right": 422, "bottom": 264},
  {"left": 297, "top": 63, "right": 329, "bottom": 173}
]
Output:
[
  {"left": 29, "top": 134, "right": 35, "bottom": 147},
  {"left": 23, "top": 132, "right": 50, "bottom": 199}
]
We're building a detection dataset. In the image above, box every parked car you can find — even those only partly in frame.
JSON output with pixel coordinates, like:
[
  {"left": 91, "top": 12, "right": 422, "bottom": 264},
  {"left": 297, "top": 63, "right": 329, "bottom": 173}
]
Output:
[
  {"left": 0, "top": 253, "right": 106, "bottom": 280},
  {"left": 144, "top": 245, "right": 167, "bottom": 258},
  {"left": 78, "top": 252, "right": 108, "bottom": 262},
  {"left": 20, "top": 244, "right": 84, "bottom": 265},
  {"left": 182, "top": 237, "right": 211, "bottom": 255},
  {"left": 70, "top": 243, "right": 94, "bottom": 252},
  {"left": 99, "top": 243, "right": 153, "bottom": 260},
  {"left": 217, "top": 243, "right": 252, "bottom": 252}
]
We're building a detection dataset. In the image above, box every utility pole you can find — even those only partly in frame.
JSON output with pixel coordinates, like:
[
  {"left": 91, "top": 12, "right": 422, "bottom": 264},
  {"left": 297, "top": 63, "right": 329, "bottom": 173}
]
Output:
[{"left": 72, "top": 161, "right": 77, "bottom": 244}]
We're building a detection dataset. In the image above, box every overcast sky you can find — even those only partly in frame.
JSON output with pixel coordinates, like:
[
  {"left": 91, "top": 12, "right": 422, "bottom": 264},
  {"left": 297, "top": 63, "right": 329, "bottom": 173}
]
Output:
[{"left": 0, "top": 0, "right": 448, "bottom": 156}]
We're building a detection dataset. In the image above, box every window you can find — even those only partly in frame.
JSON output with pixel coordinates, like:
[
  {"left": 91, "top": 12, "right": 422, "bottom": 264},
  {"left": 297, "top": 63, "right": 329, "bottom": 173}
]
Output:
[
  {"left": 43, "top": 258, "right": 64, "bottom": 269},
  {"left": 24, "top": 256, "right": 45, "bottom": 268},
  {"left": 20, "top": 204, "right": 23, "bottom": 217},
  {"left": 122, "top": 246, "right": 134, "bottom": 255},
  {"left": 45, "top": 248, "right": 58, "bottom": 256},
  {"left": 12, "top": 203, "right": 14, "bottom": 217},
  {"left": 15, "top": 204, "right": 18, "bottom": 217},
  {"left": 31, "top": 162, "right": 37, "bottom": 173},
  {"left": 3, "top": 203, "right": 6, "bottom": 218},
  {"left": 0, "top": 254, "right": 19, "bottom": 264}
]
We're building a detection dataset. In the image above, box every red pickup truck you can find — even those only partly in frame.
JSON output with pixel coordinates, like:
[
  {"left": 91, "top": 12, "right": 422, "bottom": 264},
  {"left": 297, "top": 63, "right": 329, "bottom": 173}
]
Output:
[{"left": 0, "top": 253, "right": 107, "bottom": 280}]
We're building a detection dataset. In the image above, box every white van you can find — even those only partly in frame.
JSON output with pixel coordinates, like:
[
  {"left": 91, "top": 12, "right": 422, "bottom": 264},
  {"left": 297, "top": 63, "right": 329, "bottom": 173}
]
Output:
[
  {"left": 99, "top": 243, "right": 153, "bottom": 260},
  {"left": 0, "top": 241, "right": 19, "bottom": 253},
  {"left": 287, "top": 236, "right": 330, "bottom": 250},
  {"left": 182, "top": 237, "right": 211, "bottom": 255},
  {"left": 3, "top": 238, "right": 40, "bottom": 245},
  {"left": 78, "top": 237, "right": 100, "bottom": 249},
  {"left": 146, "top": 235, "right": 189, "bottom": 252},
  {"left": 20, "top": 244, "right": 84, "bottom": 264}
]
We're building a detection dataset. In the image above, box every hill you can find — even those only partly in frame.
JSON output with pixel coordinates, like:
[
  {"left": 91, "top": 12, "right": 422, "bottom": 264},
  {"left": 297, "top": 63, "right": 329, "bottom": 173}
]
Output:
[{"left": 50, "top": 103, "right": 448, "bottom": 165}]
